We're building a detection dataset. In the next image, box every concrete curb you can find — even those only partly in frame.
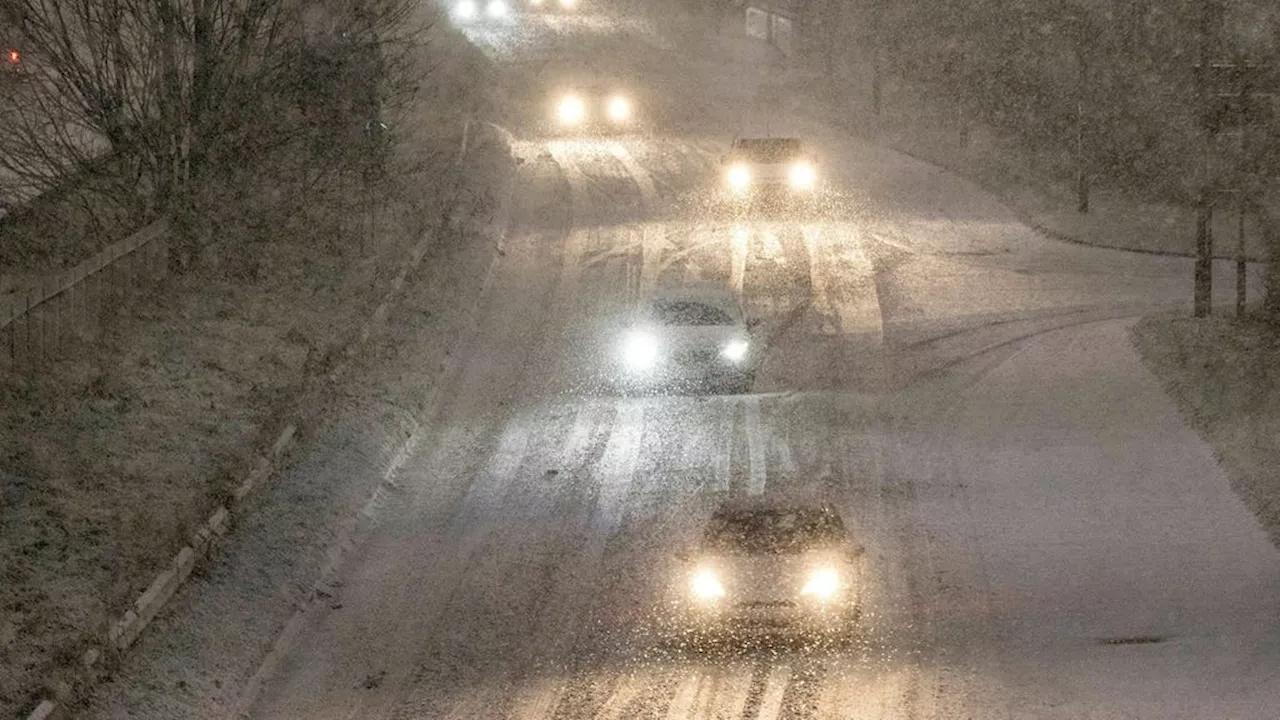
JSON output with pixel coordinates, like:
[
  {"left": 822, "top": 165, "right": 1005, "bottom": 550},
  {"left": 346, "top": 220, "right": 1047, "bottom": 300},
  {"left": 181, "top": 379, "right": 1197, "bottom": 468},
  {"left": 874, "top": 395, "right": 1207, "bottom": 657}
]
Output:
[{"left": 22, "top": 122, "right": 508, "bottom": 720}]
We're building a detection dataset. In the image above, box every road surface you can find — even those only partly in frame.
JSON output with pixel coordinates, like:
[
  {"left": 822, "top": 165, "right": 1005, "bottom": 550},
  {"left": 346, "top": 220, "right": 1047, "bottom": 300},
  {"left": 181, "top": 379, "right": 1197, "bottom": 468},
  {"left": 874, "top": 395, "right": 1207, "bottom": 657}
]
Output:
[{"left": 92, "top": 7, "right": 1280, "bottom": 720}]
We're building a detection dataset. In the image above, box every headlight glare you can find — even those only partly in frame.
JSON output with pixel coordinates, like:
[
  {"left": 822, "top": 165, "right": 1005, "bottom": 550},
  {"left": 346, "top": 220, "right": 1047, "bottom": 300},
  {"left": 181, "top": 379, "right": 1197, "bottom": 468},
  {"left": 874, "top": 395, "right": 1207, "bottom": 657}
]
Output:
[
  {"left": 789, "top": 162, "right": 816, "bottom": 190},
  {"left": 455, "top": 0, "right": 477, "bottom": 19},
  {"left": 690, "top": 569, "right": 725, "bottom": 601},
  {"left": 727, "top": 164, "right": 751, "bottom": 192},
  {"left": 557, "top": 94, "right": 586, "bottom": 125},
  {"left": 486, "top": 0, "right": 508, "bottom": 16},
  {"left": 801, "top": 568, "right": 840, "bottom": 600},
  {"left": 622, "top": 330, "right": 659, "bottom": 371},
  {"left": 722, "top": 338, "right": 749, "bottom": 363},
  {"left": 607, "top": 95, "right": 631, "bottom": 123}
]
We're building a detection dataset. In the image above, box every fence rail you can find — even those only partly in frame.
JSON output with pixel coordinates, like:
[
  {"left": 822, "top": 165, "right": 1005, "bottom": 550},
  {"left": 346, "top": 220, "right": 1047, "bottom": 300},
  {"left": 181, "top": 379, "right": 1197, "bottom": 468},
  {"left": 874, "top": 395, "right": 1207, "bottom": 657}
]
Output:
[{"left": 1, "top": 218, "right": 169, "bottom": 371}]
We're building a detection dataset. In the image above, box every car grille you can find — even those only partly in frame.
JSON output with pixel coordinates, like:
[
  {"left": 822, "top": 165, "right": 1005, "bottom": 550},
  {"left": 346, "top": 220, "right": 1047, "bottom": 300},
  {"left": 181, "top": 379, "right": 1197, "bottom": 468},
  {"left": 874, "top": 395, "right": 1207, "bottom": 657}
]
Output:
[
  {"left": 674, "top": 348, "right": 718, "bottom": 365},
  {"left": 736, "top": 600, "right": 796, "bottom": 609}
]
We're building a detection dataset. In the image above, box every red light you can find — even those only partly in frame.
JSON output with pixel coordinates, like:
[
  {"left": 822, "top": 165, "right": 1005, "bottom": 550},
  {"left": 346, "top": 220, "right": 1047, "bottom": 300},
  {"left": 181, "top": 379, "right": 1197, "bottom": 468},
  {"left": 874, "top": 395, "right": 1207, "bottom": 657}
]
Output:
[{"left": 6, "top": 50, "right": 18, "bottom": 64}]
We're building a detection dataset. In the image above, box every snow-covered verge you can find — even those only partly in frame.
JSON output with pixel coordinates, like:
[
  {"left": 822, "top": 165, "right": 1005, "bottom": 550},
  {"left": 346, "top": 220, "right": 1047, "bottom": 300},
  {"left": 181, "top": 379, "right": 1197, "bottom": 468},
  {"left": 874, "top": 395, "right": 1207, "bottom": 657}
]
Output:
[
  {"left": 1132, "top": 312, "right": 1280, "bottom": 550},
  {"left": 737, "top": 36, "right": 1280, "bottom": 262},
  {"left": 0, "top": 22, "right": 507, "bottom": 719},
  {"left": 843, "top": 75, "right": 1276, "bottom": 261}
]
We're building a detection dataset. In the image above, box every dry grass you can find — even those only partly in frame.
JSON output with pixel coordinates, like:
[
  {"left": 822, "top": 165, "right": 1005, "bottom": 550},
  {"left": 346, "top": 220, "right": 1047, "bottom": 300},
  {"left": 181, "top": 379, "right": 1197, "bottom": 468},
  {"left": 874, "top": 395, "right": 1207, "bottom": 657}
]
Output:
[
  {"left": 0, "top": 19, "right": 497, "bottom": 717},
  {"left": 1133, "top": 312, "right": 1280, "bottom": 549}
]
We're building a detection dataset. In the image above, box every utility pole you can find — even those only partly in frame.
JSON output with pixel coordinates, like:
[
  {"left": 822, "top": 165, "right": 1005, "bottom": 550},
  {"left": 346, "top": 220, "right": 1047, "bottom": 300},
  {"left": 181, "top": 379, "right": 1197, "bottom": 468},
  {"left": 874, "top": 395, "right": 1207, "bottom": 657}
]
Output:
[
  {"left": 1198, "top": 54, "right": 1276, "bottom": 317},
  {"left": 1192, "top": 0, "right": 1224, "bottom": 318},
  {"left": 1071, "top": 10, "right": 1090, "bottom": 214}
]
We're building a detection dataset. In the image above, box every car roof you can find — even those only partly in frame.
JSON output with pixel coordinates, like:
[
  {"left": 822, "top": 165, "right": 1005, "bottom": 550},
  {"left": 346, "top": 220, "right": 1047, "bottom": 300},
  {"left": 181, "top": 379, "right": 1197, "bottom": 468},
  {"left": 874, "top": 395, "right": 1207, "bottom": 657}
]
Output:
[
  {"left": 733, "top": 137, "right": 803, "bottom": 152},
  {"left": 648, "top": 285, "right": 741, "bottom": 308},
  {"left": 711, "top": 497, "right": 840, "bottom": 517}
]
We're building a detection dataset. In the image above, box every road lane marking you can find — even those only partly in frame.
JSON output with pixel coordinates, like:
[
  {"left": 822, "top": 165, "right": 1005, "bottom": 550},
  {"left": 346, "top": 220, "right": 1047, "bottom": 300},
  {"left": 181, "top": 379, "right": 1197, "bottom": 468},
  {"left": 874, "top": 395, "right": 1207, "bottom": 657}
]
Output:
[
  {"left": 547, "top": 141, "right": 591, "bottom": 204},
  {"left": 594, "top": 672, "right": 645, "bottom": 720},
  {"left": 595, "top": 400, "right": 645, "bottom": 538},
  {"left": 802, "top": 223, "right": 885, "bottom": 338},
  {"left": 755, "top": 665, "right": 791, "bottom": 720},
  {"left": 800, "top": 225, "right": 840, "bottom": 335},
  {"left": 730, "top": 224, "right": 749, "bottom": 296},
  {"left": 607, "top": 141, "right": 658, "bottom": 204},
  {"left": 640, "top": 223, "right": 668, "bottom": 297},
  {"left": 704, "top": 668, "right": 753, "bottom": 719},
  {"left": 604, "top": 141, "right": 667, "bottom": 297},
  {"left": 665, "top": 672, "right": 703, "bottom": 719},
  {"left": 714, "top": 397, "right": 735, "bottom": 491},
  {"left": 511, "top": 678, "right": 564, "bottom": 720},
  {"left": 744, "top": 395, "right": 767, "bottom": 495}
]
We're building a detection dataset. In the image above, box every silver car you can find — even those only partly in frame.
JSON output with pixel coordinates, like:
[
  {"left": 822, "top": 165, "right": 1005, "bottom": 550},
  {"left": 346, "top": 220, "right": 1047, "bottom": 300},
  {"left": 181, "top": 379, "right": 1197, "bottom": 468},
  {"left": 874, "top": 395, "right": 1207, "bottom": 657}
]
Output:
[
  {"left": 615, "top": 287, "right": 757, "bottom": 394},
  {"left": 721, "top": 137, "right": 820, "bottom": 199},
  {"left": 667, "top": 500, "right": 862, "bottom": 642}
]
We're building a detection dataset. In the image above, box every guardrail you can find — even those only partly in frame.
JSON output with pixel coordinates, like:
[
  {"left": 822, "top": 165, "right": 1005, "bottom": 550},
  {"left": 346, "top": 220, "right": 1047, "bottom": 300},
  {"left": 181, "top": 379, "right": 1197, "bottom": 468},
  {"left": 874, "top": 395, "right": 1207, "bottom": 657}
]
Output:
[{"left": 0, "top": 218, "right": 169, "bottom": 371}]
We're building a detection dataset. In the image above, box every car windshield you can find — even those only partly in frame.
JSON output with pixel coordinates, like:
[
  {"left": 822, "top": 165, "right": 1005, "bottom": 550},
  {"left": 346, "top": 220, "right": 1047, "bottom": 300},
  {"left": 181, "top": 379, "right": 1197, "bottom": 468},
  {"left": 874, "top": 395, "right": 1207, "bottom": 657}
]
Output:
[
  {"left": 733, "top": 138, "right": 803, "bottom": 163},
  {"left": 701, "top": 509, "right": 846, "bottom": 555},
  {"left": 650, "top": 299, "right": 733, "bottom": 326}
]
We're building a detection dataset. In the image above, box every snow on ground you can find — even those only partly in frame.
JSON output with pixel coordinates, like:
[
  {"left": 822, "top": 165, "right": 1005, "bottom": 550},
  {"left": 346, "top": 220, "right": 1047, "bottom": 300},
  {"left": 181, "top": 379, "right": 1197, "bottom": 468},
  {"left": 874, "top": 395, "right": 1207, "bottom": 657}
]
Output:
[
  {"left": 1134, "top": 312, "right": 1280, "bottom": 550},
  {"left": 0, "top": 20, "right": 506, "bottom": 720},
  {"left": 32, "top": 3, "right": 1280, "bottom": 719}
]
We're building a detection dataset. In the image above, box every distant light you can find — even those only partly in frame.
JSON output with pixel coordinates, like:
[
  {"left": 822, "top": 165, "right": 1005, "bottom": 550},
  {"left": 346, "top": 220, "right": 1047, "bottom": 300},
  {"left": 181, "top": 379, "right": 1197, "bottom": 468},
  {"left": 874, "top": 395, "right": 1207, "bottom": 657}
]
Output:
[
  {"left": 486, "top": 0, "right": 508, "bottom": 17},
  {"left": 6, "top": 50, "right": 19, "bottom": 64},
  {"left": 607, "top": 95, "right": 631, "bottom": 123},
  {"left": 455, "top": 0, "right": 477, "bottom": 20},
  {"left": 559, "top": 0, "right": 577, "bottom": 8}
]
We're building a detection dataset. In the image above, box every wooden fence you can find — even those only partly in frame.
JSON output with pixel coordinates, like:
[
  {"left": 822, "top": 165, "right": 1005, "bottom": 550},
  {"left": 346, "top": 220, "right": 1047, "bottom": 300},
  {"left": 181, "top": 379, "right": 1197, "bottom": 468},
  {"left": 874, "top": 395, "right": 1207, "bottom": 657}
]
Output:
[{"left": 0, "top": 219, "right": 169, "bottom": 371}]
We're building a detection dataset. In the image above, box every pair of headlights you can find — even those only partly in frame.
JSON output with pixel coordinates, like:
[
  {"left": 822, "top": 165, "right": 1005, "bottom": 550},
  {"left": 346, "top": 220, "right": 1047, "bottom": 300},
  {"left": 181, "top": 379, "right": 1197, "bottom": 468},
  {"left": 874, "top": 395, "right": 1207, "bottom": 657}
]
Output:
[
  {"left": 455, "top": 0, "right": 507, "bottom": 20},
  {"left": 557, "top": 94, "right": 631, "bottom": 126},
  {"left": 621, "top": 331, "right": 748, "bottom": 371},
  {"left": 726, "top": 162, "right": 817, "bottom": 192},
  {"left": 690, "top": 567, "right": 842, "bottom": 602}
]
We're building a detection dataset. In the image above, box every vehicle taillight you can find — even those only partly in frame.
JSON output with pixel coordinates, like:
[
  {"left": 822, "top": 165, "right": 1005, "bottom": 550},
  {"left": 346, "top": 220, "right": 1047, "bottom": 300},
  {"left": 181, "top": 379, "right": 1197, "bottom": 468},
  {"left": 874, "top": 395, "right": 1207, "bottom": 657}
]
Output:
[{"left": 6, "top": 50, "right": 19, "bottom": 64}]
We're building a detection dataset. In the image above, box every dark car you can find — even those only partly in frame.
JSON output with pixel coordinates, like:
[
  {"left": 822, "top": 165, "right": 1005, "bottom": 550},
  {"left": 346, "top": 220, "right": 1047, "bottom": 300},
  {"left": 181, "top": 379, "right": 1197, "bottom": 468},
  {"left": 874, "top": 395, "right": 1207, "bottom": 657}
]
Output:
[
  {"left": 721, "top": 136, "right": 820, "bottom": 201},
  {"left": 665, "top": 500, "right": 863, "bottom": 643}
]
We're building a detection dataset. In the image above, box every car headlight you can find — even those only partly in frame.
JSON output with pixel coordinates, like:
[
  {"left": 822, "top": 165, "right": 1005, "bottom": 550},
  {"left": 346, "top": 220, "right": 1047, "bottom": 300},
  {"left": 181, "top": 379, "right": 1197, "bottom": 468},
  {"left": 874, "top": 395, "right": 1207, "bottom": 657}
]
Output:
[
  {"left": 607, "top": 95, "right": 631, "bottom": 123},
  {"left": 690, "top": 569, "right": 725, "bottom": 601},
  {"left": 801, "top": 568, "right": 840, "bottom": 600},
  {"left": 559, "top": 0, "right": 576, "bottom": 8},
  {"left": 621, "top": 330, "right": 659, "bottom": 371},
  {"left": 486, "top": 0, "right": 508, "bottom": 17},
  {"left": 726, "top": 164, "right": 751, "bottom": 192},
  {"left": 455, "top": 0, "right": 477, "bottom": 19},
  {"left": 788, "top": 162, "right": 816, "bottom": 190},
  {"left": 722, "top": 338, "right": 749, "bottom": 363},
  {"left": 557, "top": 94, "right": 586, "bottom": 125}
]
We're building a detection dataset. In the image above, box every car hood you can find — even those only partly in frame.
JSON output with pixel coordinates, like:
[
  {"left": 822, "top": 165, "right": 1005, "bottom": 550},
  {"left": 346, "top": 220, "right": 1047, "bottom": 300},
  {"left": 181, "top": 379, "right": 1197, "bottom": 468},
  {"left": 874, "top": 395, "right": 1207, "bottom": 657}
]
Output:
[
  {"left": 654, "top": 325, "right": 745, "bottom": 349},
  {"left": 699, "top": 549, "right": 851, "bottom": 603}
]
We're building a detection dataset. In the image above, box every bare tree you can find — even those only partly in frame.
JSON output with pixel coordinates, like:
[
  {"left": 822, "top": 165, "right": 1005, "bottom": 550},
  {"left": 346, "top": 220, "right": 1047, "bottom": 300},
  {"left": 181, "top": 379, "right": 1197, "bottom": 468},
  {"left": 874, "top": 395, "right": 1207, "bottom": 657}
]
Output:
[{"left": 0, "top": 0, "right": 428, "bottom": 271}]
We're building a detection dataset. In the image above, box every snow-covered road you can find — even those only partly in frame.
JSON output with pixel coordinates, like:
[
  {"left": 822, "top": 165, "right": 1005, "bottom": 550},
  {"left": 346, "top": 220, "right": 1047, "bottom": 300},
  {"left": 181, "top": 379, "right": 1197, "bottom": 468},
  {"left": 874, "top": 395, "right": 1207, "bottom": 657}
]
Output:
[{"left": 83, "top": 7, "right": 1280, "bottom": 720}]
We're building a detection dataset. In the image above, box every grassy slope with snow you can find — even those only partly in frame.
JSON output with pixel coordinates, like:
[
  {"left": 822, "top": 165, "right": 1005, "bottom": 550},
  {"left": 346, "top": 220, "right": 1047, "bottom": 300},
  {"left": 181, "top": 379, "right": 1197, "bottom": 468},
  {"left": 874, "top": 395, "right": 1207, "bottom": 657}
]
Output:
[
  {"left": 0, "top": 20, "right": 503, "bottom": 718},
  {"left": 1133, "top": 312, "right": 1280, "bottom": 549}
]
